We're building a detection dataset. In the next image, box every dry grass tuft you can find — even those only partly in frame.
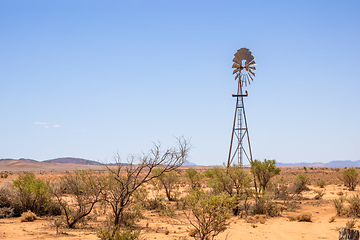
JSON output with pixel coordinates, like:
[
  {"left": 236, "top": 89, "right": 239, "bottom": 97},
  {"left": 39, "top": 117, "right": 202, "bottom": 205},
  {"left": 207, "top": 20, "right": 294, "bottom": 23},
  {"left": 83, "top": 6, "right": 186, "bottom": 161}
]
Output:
[
  {"left": 20, "top": 211, "right": 37, "bottom": 222},
  {"left": 296, "top": 213, "right": 312, "bottom": 222}
]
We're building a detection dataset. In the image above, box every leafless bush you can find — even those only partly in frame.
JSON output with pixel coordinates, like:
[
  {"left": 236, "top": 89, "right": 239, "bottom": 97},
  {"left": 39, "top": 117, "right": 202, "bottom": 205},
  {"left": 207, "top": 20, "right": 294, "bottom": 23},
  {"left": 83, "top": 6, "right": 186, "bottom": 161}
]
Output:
[
  {"left": 52, "top": 169, "right": 104, "bottom": 228},
  {"left": 0, "top": 207, "right": 14, "bottom": 218},
  {"left": 103, "top": 137, "right": 189, "bottom": 229}
]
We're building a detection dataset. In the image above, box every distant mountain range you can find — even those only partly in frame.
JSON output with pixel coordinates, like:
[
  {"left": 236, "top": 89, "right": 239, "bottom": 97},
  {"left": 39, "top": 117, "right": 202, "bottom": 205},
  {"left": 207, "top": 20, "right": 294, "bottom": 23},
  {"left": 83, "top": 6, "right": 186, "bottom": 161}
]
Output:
[
  {"left": 43, "top": 157, "right": 101, "bottom": 165},
  {"left": 0, "top": 157, "right": 197, "bottom": 166},
  {"left": 276, "top": 160, "right": 360, "bottom": 167},
  {"left": 0, "top": 157, "right": 359, "bottom": 168}
]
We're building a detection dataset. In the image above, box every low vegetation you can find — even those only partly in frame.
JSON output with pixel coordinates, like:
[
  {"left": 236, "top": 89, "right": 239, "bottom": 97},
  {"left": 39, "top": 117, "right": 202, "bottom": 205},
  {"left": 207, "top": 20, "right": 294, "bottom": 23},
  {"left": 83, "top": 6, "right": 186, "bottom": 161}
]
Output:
[{"left": 0, "top": 151, "right": 359, "bottom": 239}]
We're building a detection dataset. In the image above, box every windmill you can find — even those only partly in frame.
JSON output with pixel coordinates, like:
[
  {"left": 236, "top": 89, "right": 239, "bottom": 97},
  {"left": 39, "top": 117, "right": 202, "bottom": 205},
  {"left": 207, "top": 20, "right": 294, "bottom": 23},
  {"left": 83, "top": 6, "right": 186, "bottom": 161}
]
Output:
[{"left": 227, "top": 48, "right": 256, "bottom": 167}]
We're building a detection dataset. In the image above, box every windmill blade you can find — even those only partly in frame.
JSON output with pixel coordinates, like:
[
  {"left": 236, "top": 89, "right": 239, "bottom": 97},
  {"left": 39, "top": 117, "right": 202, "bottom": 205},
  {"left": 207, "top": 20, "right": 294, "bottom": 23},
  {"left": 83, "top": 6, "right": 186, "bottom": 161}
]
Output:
[
  {"left": 233, "top": 57, "right": 242, "bottom": 65},
  {"left": 249, "top": 70, "right": 255, "bottom": 77},
  {"left": 249, "top": 66, "right": 256, "bottom": 71},
  {"left": 245, "top": 52, "right": 252, "bottom": 62},
  {"left": 249, "top": 57, "right": 256, "bottom": 63},
  {"left": 232, "top": 62, "right": 240, "bottom": 68},
  {"left": 248, "top": 73, "right": 254, "bottom": 82},
  {"left": 249, "top": 61, "right": 256, "bottom": 66},
  {"left": 233, "top": 68, "right": 239, "bottom": 74},
  {"left": 247, "top": 55, "right": 254, "bottom": 63},
  {"left": 235, "top": 73, "right": 240, "bottom": 80},
  {"left": 247, "top": 74, "right": 251, "bottom": 85},
  {"left": 235, "top": 54, "right": 244, "bottom": 64}
]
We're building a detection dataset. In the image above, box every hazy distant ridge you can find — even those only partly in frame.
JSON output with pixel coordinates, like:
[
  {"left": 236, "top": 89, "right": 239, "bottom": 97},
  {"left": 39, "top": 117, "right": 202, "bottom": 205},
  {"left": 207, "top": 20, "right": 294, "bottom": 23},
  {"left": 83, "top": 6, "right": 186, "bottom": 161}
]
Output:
[
  {"left": 1, "top": 158, "right": 359, "bottom": 167},
  {"left": 277, "top": 160, "right": 360, "bottom": 167},
  {"left": 44, "top": 157, "right": 101, "bottom": 165}
]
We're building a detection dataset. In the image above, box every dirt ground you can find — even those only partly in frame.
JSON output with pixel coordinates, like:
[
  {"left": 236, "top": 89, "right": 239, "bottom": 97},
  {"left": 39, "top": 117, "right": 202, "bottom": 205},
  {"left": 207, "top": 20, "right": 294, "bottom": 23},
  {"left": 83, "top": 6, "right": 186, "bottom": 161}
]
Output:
[{"left": 0, "top": 167, "right": 357, "bottom": 240}]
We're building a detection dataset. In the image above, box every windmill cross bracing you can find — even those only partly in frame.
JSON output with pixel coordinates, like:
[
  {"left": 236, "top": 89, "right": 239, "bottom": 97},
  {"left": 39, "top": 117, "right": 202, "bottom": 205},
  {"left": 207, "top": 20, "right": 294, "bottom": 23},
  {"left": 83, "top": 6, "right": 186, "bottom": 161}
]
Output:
[{"left": 227, "top": 48, "right": 256, "bottom": 167}]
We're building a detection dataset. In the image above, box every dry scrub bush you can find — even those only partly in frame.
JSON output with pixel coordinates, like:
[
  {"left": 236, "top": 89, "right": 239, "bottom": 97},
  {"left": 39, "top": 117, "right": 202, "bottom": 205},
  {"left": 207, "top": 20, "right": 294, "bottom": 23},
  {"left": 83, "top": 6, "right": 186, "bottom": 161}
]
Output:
[
  {"left": 184, "top": 168, "right": 203, "bottom": 190},
  {"left": 152, "top": 168, "right": 179, "bottom": 201},
  {"left": 296, "top": 213, "right": 312, "bottom": 222},
  {"left": 252, "top": 195, "right": 283, "bottom": 217},
  {"left": 347, "top": 194, "right": 360, "bottom": 217},
  {"left": 97, "top": 226, "right": 140, "bottom": 240},
  {"left": 98, "top": 138, "right": 189, "bottom": 239},
  {"left": 346, "top": 218, "right": 357, "bottom": 229},
  {"left": 52, "top": 169, "right": 104, "bottom": 228},
  {"left": 0, "top": 184, "right": 18, "bottom": 218},
  {"left": 316, "top": 179, "right": 326, "bottom": 188},
  {"left": 334, "top": 197, "right": 345, "bottom": 216},
  {"left": 246, "top": 215, "right": 266, "bottom": 224},
  {"left": 314, "top": 190, "right": 325, "bottom": 200},
  {"left": 342, "top": 168, "right": 359, "bottom": 191},
  {"left": 184, "top": 189, "right": 235, "bottom": 240},
  {"left": 292, "top": 174, "right": 310, "bottom": 194},
  {"left": 20, "top": 210, "right": 37, "bottom": 222}
]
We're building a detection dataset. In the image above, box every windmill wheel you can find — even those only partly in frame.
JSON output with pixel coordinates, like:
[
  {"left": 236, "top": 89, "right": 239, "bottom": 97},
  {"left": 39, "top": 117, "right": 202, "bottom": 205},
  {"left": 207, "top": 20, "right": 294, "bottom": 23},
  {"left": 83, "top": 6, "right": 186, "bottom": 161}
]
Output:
[{"left": 232, "top": 48, "right": 256, "bottom": 87}]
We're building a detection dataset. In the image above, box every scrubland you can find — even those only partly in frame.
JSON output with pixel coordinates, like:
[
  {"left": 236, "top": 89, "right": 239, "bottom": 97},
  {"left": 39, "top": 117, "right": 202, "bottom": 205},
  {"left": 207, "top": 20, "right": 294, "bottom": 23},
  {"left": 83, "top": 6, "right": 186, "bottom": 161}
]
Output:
[{"left": 1, "top": 163, "right": 360, "bottom": 240}]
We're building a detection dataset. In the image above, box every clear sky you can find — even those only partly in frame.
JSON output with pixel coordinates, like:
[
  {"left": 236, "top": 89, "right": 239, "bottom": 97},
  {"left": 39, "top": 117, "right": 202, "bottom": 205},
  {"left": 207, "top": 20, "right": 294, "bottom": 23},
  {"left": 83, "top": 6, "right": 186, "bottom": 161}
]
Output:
[{"left": 1, "top": 0, "right": 359, "bottom": 165}]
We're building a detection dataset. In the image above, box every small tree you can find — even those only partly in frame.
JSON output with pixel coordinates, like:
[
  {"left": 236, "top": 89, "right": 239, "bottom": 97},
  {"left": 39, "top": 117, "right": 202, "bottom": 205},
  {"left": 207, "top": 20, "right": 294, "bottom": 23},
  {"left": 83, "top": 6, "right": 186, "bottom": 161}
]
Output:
[
  {"left": 152, "top": 168, "right": 179, "bottom": 201},
  {"left": 250, "top": 159, "right": 281, "bottom": 193},
  {"left": 103, "top": 138, "right": 189, "bottom": 228},
  {"left": 184, "top": 168, "right": 203, "bottom": 190},
  {"left": 52, "top": 170, "right": 104, "bottom": 228},
  {"left": 342, "top": 168, "right": 358, "bottom": 191},
  {"left": 205, "top": 167, "right": 233, "bottom": 195},
  {"left": 227, "top": 164, "right": 252, "bottom": 196},
  {"left": 184, "top": 189, "right": 235, "bottom": 240},
  {"left": 292, "top": 173, "right": 310, "bottom": 194}
]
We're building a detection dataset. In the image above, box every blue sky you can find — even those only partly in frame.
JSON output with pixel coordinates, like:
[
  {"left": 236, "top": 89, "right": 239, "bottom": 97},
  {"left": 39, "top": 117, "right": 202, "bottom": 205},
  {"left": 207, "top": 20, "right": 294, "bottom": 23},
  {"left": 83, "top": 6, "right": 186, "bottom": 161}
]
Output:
[{"left": 1, "top": 1, "right": 359, "bottom": 165}]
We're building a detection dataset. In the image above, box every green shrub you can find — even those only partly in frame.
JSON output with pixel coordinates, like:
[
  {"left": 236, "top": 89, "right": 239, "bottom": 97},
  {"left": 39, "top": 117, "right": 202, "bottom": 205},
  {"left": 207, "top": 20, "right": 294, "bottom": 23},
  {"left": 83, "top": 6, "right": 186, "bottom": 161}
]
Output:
[
  {"left": 97, "top": 226, "right": 140, "bottom": 240},
  {"left": 252, "top": 195, "right": 282, "bottom": 217},
  {"left": 13, "top": 172, "right": 60, "bottom": 216},
  {"left": 342, "top": 168, "right": 358, "bottom": 191},
  {"left": 184, "top": 168, "right": 202, "bottom": 190},
  {"left": 152, "top": 169, "right": 179, "bottom": 201},
  {"left": 293, "top": 174, "right": 310, "bottom": 194},
  {"left": 20, "top": 210, "right": 37, "bottom": 222},
  {"left": 184, "top": 189, "right": 235, "bottom": 240},
  {"left": 347, "top": 194, "right": 360, "bottom": 217},
  {"left": 333, "top": 197, "right": 345, "bottom": 216},
  {"left": 316, "top": 179, "right": 326, "bottom": 188},
  {"left": 250, "top": 159, "right": 281, "bottom": 193}
]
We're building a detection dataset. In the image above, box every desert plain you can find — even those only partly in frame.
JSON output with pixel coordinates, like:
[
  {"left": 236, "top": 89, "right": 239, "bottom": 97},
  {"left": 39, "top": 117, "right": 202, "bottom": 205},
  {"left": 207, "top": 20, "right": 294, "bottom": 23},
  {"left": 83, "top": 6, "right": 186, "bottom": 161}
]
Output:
[{"left": 0, "top": 160, "right": 358, "bottom": 240}]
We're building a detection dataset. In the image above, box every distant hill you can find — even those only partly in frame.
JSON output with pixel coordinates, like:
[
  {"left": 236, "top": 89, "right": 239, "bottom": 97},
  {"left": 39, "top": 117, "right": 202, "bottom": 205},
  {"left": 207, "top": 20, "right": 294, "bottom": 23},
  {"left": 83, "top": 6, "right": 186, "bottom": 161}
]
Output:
[
  {"left": 276, "top": 160, "right": 360, "bottom": 167},
  {"left": 183, "top": 161, "right": 196, "bottom": 166},
  {"left": 276, "top": 162, "right": 326, "bottom": 167},
  {"left": 44, "top": 157, "right": 101, "bottom": 165},
  {"left": 326, "top": 160, "right": 360, "bottom": 167}
]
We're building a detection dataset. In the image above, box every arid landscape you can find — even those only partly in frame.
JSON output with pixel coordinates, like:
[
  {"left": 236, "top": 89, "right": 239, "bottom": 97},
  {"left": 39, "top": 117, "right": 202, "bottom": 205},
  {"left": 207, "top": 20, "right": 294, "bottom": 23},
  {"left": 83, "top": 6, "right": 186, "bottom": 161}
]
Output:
[{"left": 0, "top": 158, "right": 359, "bottom": 240}]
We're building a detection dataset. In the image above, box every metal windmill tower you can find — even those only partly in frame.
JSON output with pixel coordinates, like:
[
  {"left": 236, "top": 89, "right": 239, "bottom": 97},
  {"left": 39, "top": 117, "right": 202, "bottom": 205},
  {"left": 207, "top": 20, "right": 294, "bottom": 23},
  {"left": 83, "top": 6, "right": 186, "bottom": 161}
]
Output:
[{"left": 227, "top": 48, "right": 256, "bottom": 167}]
